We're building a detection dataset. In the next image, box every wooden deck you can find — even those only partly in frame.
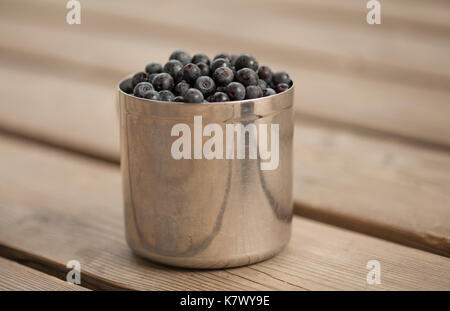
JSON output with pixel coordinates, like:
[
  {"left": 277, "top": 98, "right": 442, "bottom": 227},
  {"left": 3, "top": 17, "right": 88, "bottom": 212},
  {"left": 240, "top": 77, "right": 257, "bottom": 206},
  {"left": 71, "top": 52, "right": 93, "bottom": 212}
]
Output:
[{"left": 0, "top": 0, "right": 449, "bottom": 290}]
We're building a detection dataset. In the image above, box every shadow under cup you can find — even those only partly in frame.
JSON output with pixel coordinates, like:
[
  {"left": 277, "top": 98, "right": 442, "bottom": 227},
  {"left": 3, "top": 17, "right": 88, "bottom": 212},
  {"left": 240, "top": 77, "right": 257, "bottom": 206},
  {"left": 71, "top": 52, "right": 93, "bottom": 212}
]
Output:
[{"left": 118, "top": 77, "right": 294, "bottom": 268}]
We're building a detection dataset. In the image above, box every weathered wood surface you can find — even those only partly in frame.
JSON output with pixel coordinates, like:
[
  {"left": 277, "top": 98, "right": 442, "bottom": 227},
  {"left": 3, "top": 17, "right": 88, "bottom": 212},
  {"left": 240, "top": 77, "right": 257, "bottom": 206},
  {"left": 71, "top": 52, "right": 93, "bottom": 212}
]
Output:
[
  {"left": 0, "top": 257, "right": 89, "bottom": 291},
  {"left": 0, "top": 134, "right": 448, "bottom": 290},
  {"left": 0, "top": 62, "right": 449, "bottom": 256},
  {"left": 0, "top": 0, "right": 450, "bottom": 147},
  {"left": 0, "top": 0, "right": 449, "bottom": 290}
]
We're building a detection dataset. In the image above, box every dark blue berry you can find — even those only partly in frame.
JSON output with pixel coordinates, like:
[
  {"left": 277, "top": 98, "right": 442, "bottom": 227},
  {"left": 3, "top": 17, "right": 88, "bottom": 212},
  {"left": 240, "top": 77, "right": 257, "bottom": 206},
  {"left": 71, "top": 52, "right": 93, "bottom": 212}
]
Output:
[
  {"left": 152, "top": 73, "right": 174, "bottom": 91},
  {"left": 216, "top": 86, "right": 227, "bottom": 93},
  {"left": 143, "top": 90, "right": 160, "bottom": 100},
  {"left": 182, "top": 63, "right": 201, "bottom": 83},
  {"left": 258, "top": 79, "right": 267, "bottom": 90},
  {"left": 148, "top": 73, "right": 158, "bottom": 84},
  {"left": 214, "top": 53, "right": 231, "bottom": 62},
  {"left": 133, "top": 82, "right": 154, "bottom": 97},
  {"left": 275, "top": 83, "right": 289, "bottom": 93},
  {"left": 174, "top": 70, "right": 184, "bottom": 84},
  {"left": 210, "top": 92, "right": 230, "bottom": 102},
  {"left": 191, "top": 53, "right": 210, "bottom": 65},
  {"left": 121, "top": 79, "right": 133, "bottom": 94},
  {"left": 194, "top": 76, "right": 216, "bottom": 96},
  {"left": 245, "top": 85, "right": 263, "bottom": 99},
  {"left": 197, "top": 62, "right": 210, "bottom": 76},
  {"left": 173, "top": 96, "right": 184, "bottom": 102},
  {"left": 272, "top": 71, "right": 291, "bottom": 86},
  {"left": 236, "top": 68, "right": 258, "bottom": 86},
  {"left": 226, "top": 82, "right": 246, "bottom": 101},
  {"left": 169, "top": 50, "right": 191, "bottom": 65},
  {"left": 213, "top": 67, "right": 234, "bottom": 86},
  {"left": 263, "top": 88, "right": 276, "bottom": 96},
  {"left": 234, "top": 54, "right": 259, "bottom": 71},
  {"left": 174, "top": 80, "right": 190, "bottom": 96},
  {"left": 163, "top": 60, "right": 183, "bottom": 79},
  {"left": 145, "top": 62, "right": 163, "bottom": 74},
  {"left": 132, "top": 71, "right": 149, "bottom": 88},
  {"left": 257, "top": 66, "right": 272, "bottom": 83},
  {"left": 210, "top": 58, "right": 231, "bottom": 73},
  {"left": 159, "top": 90, "right": 175, "bottom": 101},
  {"left": 230, "top": 55, "right": 238, "bottom": 66},
  {"left": 184, "top": 88, "right": 204, "bottom": 103}
]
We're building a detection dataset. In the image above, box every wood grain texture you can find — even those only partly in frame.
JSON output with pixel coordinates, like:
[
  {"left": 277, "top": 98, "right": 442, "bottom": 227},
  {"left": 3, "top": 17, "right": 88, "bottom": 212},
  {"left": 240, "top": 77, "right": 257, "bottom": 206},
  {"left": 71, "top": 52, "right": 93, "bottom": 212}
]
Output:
[
  {"left": 0, "top": 257, "right": 89, "bottom": 291},
  {"left": 0, "top": 59, "right": 449, "bottom": 256},
  {"left": 1, "top": 0, "right": 450, "bottom": 147},
  {"left": 0, "top": 134, "right": 448, "bottom": 290},
  {"left": 1, "top": 54, "right": 450, "bottom": 257},
  {"left": 28, "top": 0, "right": 450, "bottom": 81},
  {"left": 293, "top": 120, "right": 450, "bottom": 256}
]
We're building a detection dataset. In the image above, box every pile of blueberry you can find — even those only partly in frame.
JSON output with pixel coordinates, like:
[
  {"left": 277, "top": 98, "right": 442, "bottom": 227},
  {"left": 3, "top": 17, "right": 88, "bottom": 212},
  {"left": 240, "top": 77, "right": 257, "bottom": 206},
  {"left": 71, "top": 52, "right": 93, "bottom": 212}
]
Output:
[{"left": 124, "top": 50, "right": 292, "bottom": 103}]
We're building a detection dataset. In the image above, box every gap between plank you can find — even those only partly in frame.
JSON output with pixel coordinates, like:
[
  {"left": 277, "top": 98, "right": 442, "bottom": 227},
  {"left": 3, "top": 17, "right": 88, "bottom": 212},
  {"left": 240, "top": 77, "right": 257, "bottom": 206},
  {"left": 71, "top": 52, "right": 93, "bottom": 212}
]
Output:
[
  {"left": 1, "top": 46, "right": 450, "bottom": 156},
  {"left": 0, "top": 244, "right": 126, "bottom": 291},
  {"left": 294, "top": 201, "right": 450, "bottom": 257},
  {"left": 0, "top": 126, "right": 448, "bottom": 258}
]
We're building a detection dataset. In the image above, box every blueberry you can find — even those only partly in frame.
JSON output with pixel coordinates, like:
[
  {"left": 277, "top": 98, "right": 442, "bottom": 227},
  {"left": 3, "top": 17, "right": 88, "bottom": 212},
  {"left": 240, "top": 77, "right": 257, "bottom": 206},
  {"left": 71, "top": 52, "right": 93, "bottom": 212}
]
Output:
[
  {"left": 174, "top": 96, "right": 184, "bottom": 102},
  {"left": 226, "top": 82, "right": 246, "bottom": 101},
  {"left": 197, "top": 62, "right": 210, "bottom": 76},
  {"left": 245, "top": 85, "right": 263, "bottom": 99},
  {"left": 169, "top": 50, "right": 191, "bottom": 65},
  {"left": 159, "top": 90, "right": 175, "bottom": 102},
  {"left": 143, "top": 90, "right": 160, "bottom": 100},
  {"left": 257, "top": 66, "right": 272, "bottom": 83},
  {"left": 145, "top": 62, "right": 163, "bottom": 74},
  {"left": 214, "top": 53, "right": 231, "bottom": 62},
  {"left": 194, "top": 76, "right": 216, "bottom": 96},
  {"left": 258, "top": 79, "right": 267, "bottom": 90},
  {"left": 184, "top": 88, "right": 204, "bottom": 103},
  {"left": 216, "top": 86, "right": 227, "bottom": 93},
  {"left": 263, "top": 88, "right": 276, "bottom": 96},
  {"left": 210, "top": 92, "right": 230, "bottom": 102},
  {"left": 152, "top": 73, "right": 174, "bottom": 91},
  {"left": 133, "top": 82, "right": 154, "bottom": 97},
  {"left": 191, "top": 53, "right": 210, "bottom": 65},
  {"left": 275, "top": 83, "right": 289, "bottom": 93},
  {"left": 213, "top": 67, "right": 234, "bottom": 86},
  {"left": 272, "top": 71, "right": 291, "bottom": 85},
  {"left": 182, "top": 63, "right": 201, "bottom": 83},
  {"left": 174, "top": 70, "right": 184, "bottom": 84},
  {"left": 210, "top": 58, "right": 231, "bottom": 74},
  {"left": 234, "top": 54, "right": 259, "bottom": 71},
  {"left": 132, "top": 71, "right": 149, "bottom": 88},
  {"left": 148, "top": 73, "right": 158, "bottom": 84},
  {"left": 230, "top": 55, "right": 238, "bottom": 67},
  {"left": 174, "top": 80, "right": 190, "bottom": 96},
  {"left": 163, "top": 60, "right": 183, "bottom": 79},
  {"left": 121, "top": 79, "right": 133, "bottom": 94},
  {"left": 236, "top": 68, "right": 258, "bottom": 86}
]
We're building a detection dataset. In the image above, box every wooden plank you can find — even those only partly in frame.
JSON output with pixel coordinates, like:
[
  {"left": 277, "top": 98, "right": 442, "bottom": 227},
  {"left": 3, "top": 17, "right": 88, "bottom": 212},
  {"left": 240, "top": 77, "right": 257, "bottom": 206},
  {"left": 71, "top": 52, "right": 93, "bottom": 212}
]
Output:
[
  {"left": 1, "top": 21, "right": 450, "bottom": 148},
  {"left": 0, "top": 135, "right": 448, "bottom": 290},
  {"left": 0, "top": 257, "right": 88, "bottom": 291},
  {"left": 17, "top": 0, "right": 450, "bottom": 83},
  {"left": 0, "top": 65, "right": 119, "bottom": 161},
  {"left": 259, "top": 0, "right": 450, "bottom": 31},
  {"left": 0, "top": 60, "right": 449, "bottom": 256},
  {"left": 293, "top": 120, "right": 450, "bottom": 256}
]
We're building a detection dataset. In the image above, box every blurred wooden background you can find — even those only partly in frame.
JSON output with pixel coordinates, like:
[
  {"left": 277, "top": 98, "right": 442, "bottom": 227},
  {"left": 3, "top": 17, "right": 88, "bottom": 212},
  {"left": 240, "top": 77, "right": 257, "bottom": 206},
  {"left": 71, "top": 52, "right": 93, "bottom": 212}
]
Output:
[{"left": 0, "top": 0, "right": 449, "bottom": 290}]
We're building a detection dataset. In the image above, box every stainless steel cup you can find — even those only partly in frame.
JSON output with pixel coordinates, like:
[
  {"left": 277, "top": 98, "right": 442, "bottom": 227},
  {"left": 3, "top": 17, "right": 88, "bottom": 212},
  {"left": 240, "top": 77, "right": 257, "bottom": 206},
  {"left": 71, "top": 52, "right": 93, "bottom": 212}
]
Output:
[{"left": 118, "top": 77, "right": 294, "bottom": 269}]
